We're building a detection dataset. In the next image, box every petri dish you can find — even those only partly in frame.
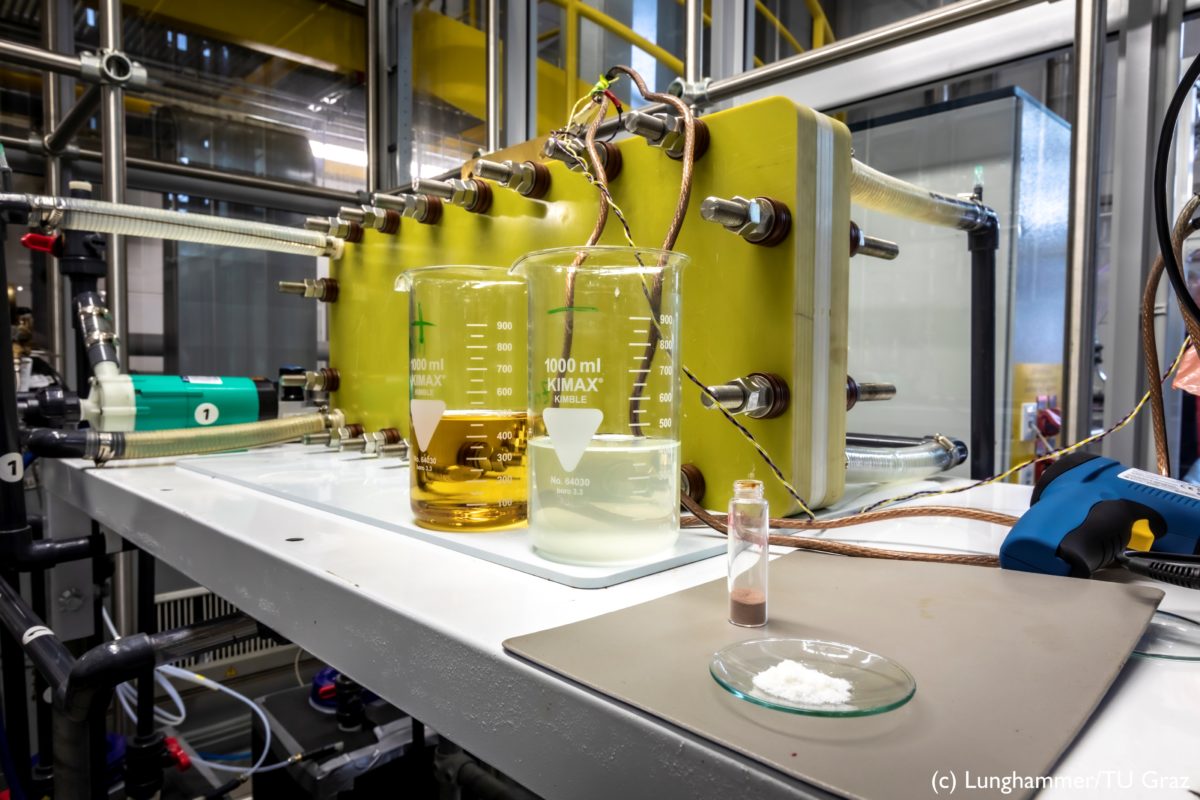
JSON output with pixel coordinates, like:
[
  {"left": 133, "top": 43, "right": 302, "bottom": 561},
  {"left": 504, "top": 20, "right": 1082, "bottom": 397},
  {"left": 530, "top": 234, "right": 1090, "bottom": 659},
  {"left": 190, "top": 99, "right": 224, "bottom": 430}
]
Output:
[
  {"left": 709, "top": 638, "right": 915, "bottom": 717},
  {"left": 1132, "top": 611, "right": 1200, "bottom": 661}
]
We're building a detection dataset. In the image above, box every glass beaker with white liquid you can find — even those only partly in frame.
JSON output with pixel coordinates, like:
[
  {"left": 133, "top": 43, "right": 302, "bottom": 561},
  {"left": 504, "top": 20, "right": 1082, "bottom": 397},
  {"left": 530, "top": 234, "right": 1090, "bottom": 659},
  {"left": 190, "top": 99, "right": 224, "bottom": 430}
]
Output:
[
  {"left": 511, "top": 246, "right": 688, "bottom": 563},
  {"left": 395, "top": 266, "right": 528, "bottom": 531}
]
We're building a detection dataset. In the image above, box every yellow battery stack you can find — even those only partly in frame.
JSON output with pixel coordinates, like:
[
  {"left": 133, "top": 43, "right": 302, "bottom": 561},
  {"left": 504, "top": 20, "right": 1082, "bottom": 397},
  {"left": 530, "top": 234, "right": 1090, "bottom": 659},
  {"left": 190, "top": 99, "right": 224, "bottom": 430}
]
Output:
[{"left": 330, "top": 96, "right": 852, "bottom": 513}]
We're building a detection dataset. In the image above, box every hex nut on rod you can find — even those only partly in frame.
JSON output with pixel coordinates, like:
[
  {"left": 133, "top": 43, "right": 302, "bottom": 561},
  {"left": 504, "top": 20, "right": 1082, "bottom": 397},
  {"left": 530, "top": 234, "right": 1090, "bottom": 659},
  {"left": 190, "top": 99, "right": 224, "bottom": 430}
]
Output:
[
  {"left": 623, "top": 110, "right": 710, "bottom": 161},
  {"left": 700, "top": 373, "right": 789, "bottom": 419},
  {"left": 699, "top": 195, "right": 790, "bottom": 246},
  {"left": 541, "top": 136, "right": 622, "bottom": 181},
  {"left": 279, "top": 367, "right": 340, "bottom": 392},
  {"left": 277, "top": 278, "right": 339, "bottom": 303},
  {"left": 372, "top": 193, "right": 443, "bottom": 225},
  {"left": 412, "top": 177, "right": 492, "bottom": 214},
  {"left": 472, "top": 158, "right": 551, "bottom": 199}
]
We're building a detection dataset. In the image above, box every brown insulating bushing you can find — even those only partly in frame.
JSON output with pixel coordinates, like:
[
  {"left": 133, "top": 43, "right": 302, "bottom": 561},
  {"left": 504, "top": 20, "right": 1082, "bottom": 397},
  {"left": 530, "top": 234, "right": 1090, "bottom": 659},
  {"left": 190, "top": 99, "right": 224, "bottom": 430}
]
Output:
[
  {"left": 380, "top": 210, "right": 401, "bottom": 234},
  {"left": 467, "top": 180, "right": 493, "bottom": 214},
  {"left": 680, "top": 463, "right": 706, "bottom": 504},
  {"left": 420, "top": 196, "right": 443, "bottom": 225},
  {"left": 345, "top": 222, "right": 364, "bottom": 244},
  {"left": 526, "top": 161, "right": 552, "bottom": 199},
  {"left": 380, "top": 428, "right": 402, "bottom": 445},
  {"left": 845, "top": 375, "right": 858, "bottom": 411},
  {"left": 848, "top": 220, "right": 862, "bottom": 256},
  {"left": 747, "top": 372, "right": 790, "bottom": 419},
  {"left": 601, "top": 142, "right": 623, "bottom": 181},
  {"left": 321, "top": 278, "right": 340, "bottom": 303},
  {"left": 754, "top": 197, "right": 791, "bottom": 247},
  {"left": 345, "top": 423, "right": 364, "bottom": 439},
  {"left": 320, "top": 367, "right": 341, "bottom": 392},
  {"left": 666, "top": 118, "right": 711, "bottom": 162}
]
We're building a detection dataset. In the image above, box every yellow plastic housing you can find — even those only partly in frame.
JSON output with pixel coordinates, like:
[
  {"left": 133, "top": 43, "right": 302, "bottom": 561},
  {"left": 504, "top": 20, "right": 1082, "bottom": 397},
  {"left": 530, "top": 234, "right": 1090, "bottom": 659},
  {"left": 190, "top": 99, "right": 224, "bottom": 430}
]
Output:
[{"left": 330, "top": 96, "right": 851, "bottom": 512}]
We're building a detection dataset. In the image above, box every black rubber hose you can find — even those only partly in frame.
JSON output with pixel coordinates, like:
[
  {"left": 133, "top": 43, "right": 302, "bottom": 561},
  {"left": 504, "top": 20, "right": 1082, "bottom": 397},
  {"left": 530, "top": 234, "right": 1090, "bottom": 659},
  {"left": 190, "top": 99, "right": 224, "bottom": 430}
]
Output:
[
  {"left": 23, "top": 428, "right": 91, "bottom": 459},
  {"left": 1154, "top": 50, "right": 1200, "bottom": 332}
]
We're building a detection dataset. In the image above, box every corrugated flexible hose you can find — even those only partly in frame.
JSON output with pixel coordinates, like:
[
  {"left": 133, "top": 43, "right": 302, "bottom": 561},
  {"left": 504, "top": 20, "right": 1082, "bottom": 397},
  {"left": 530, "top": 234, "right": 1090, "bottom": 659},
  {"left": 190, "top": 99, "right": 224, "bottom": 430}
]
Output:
[
  {"left": 844, "top": 439, "right": 965, "bottom": 484},
  {"left": 1, "top": 193, "right": 342, "bottom": 258},
  {"left": 849, "top": 160, "right": 991, "bottom": 231}
]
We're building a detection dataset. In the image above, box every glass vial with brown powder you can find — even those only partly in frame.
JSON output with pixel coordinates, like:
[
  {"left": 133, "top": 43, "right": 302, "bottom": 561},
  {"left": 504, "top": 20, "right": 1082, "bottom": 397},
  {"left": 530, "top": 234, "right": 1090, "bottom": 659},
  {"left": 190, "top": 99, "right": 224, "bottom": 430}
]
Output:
[{"left": 728, "top": 479, "right": 768, "bottom": 627}]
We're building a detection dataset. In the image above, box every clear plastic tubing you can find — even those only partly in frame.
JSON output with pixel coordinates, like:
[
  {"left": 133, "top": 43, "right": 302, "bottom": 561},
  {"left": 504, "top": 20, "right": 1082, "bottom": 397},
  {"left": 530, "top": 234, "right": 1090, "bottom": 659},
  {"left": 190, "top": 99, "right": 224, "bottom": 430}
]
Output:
[
  {"left": 849, "top": 160, "right": 990, "bottom": 231},
  {"left": 3, "top": 193, "right": 343, "bottom": 257},
  {"left": 728, "top": 479, "right": 769, "bottom": 628}
]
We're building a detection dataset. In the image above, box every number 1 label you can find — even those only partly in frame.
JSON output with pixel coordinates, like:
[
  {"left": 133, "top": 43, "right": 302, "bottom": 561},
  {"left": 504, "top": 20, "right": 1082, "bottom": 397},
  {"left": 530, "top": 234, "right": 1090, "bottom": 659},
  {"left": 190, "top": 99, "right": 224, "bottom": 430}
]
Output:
[{"left": 1, "top": 453, "right": 23, "bottom": 483}]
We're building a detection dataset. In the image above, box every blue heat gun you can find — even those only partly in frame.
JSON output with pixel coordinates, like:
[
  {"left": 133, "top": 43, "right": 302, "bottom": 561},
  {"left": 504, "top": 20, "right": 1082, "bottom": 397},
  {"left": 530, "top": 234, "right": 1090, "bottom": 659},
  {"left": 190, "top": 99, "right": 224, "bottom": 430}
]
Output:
[{"left": 999, "top": 453, "right": 1200, "bottom": 587}]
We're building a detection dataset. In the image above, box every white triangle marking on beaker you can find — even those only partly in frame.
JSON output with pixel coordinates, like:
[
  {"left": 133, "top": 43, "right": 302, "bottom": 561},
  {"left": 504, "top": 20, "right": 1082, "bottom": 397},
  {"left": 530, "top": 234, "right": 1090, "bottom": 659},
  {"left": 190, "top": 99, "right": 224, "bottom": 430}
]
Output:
[
  {"left": 543, "top": 407, "right": 603, "bottom": 473},
  {"left": 410, "top": 399, "right": 446, "bottom": 451}
]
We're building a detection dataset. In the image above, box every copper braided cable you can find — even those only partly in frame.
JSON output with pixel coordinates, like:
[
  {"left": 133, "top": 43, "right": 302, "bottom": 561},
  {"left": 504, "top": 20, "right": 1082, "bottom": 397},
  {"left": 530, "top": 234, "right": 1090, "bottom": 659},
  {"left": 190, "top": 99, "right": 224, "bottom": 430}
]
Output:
[
  {"left": 1142, "top": 195, "right": 1200, "bottom": 475},
  {"left": 680, "top": 494, "right": 1002, "bottom": 567},
  {"left": 552, "top": 100, "right": 613, "bottom": 408},
  {"left": 605, "top": 65, "right": 697, "bottom": 429}
]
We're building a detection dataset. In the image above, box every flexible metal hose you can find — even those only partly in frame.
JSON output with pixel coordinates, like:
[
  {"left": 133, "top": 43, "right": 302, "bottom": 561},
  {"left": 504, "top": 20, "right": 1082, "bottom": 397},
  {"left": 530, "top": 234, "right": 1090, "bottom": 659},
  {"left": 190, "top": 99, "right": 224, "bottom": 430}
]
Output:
[
  {"left": 111, "top": 413, "right": 331, "bottom": 461},
  {"left": 1141, "top": 194, "right": 1200, "bottom": 475},
  {"left": 849, "top": 160, "right": 992, "bottom": 231},
  {"left": 844, "top": 439, "right": 965, "bottom": 484},
  {"left": 3, "top": 193, "right": 343, "bottom": 258}
]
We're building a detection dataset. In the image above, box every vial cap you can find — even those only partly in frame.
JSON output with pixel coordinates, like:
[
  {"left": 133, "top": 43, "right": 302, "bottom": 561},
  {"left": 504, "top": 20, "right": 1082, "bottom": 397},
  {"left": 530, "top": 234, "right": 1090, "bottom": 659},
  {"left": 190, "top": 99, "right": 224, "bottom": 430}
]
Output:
[{"left": 732, "top": 479, "right": 764, "bottom": 499}]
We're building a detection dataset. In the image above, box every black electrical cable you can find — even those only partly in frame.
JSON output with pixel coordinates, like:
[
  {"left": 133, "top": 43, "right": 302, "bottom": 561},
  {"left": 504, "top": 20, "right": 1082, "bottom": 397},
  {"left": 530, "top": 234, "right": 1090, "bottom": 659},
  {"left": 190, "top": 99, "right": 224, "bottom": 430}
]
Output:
[{"left": 1154, "top": 49, "right": 1200, "bottom": 331}]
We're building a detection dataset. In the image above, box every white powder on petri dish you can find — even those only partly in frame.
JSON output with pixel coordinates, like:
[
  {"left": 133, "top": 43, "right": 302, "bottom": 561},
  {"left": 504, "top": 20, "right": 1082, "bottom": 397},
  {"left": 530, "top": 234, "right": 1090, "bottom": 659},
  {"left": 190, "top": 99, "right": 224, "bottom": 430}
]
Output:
[{"left": 752, "top": 659, "right": 853, "bottom": 705}]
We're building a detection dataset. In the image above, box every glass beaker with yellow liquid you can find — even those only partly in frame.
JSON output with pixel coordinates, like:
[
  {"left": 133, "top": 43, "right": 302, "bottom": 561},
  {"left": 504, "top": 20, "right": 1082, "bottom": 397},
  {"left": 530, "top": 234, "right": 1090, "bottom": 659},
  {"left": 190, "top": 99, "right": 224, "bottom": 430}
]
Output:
[
  {"left": 511, "top": 247, "right": 688, "bottom": 563},
  {"left": 395, "top": 266, "right": 528, "bottom": 531}
]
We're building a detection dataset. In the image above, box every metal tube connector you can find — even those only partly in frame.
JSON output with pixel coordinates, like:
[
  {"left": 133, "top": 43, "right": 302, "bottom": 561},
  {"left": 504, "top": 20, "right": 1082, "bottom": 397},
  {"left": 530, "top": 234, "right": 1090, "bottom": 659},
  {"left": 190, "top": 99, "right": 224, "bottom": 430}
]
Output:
[
  {"left": 412, "top": 177, "right": 492, "bottom": 214},
  {"left": 849, "top": 221, "right": 900, "bottom": 260},
  {"left": 700, "top": 373, "right": 789, "bottom": 419},
  {"left": 472, "top": 159, "right": 551, "bottom": 199},
  {"left": 277, "top": 278, "right": 338, "bottom": 303},
  {"left": 699, "top": 195, "right": 791, "bottom": 247},
  {"left": 304, "top": 217, "right": 332, "bottom": 233}
]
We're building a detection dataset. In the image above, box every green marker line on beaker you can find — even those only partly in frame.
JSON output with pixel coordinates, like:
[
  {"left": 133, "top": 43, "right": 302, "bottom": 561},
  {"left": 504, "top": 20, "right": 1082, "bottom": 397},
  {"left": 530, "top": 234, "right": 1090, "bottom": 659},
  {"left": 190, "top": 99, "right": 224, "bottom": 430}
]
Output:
[{"left": 547, "top": 306, "right": 599, "bottom": 315}]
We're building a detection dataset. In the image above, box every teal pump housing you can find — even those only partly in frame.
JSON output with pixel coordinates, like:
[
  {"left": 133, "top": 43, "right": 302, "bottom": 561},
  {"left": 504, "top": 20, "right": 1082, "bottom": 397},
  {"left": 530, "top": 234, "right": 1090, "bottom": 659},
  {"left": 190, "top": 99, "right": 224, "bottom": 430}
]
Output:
[{"left": 128, "top": 375, "right": 276, "bottom": 430}]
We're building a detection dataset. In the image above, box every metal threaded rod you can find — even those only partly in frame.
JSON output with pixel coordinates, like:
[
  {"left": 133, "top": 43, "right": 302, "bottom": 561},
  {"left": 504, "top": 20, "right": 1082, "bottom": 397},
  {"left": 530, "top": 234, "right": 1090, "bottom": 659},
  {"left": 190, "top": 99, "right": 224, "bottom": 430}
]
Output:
[
  {"left": 623, "top": 110, "right": 669, "bottom": 142},
  {"left": 277, "top": 281, "right": 307, "bottom": 296},
  {"left": 701, "top": 384, "right": 747, "bottom": 411},
  {"left": 370, "top": 194, "right": 410, "bottom": 212},
  {"left": 473, "top": 159, "right": 512, "bottom": 182},
  {"left": 700, "top": 196, "right": 748, "bottom": 227},
  {"left": 857, "top": 382, "right": 897, "bottom": 402},
  {"left": 412, "top": 179, "right": 455, "bottom": 201}
]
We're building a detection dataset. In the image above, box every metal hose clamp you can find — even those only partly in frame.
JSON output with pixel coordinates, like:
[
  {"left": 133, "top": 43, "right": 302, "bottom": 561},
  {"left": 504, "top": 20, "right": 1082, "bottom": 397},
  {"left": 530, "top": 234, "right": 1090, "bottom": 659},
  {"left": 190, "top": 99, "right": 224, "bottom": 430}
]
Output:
[{"left": 91, "top": 432, "right": 118, "bottom": 465}]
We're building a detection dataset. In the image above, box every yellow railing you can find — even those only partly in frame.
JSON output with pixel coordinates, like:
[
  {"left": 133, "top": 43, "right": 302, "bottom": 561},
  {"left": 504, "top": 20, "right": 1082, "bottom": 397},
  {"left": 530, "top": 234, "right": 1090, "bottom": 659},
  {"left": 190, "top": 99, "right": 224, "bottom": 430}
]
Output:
[{"left": 541, "top": 0, "right": 833, "bottom": 118}]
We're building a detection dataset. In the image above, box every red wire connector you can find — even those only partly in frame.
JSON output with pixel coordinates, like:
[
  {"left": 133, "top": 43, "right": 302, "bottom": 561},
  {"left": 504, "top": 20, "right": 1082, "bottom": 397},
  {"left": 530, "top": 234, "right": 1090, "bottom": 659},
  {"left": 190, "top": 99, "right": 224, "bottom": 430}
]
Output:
[
  {"left": 20, "top": 232, "right": 62, "bottom": 256},
  {"left": 163, "top": 737, "right": 191, "bottom": 772},
  {"left": 1036, "top": 407, "right": 1062, "bottom": 438}
]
